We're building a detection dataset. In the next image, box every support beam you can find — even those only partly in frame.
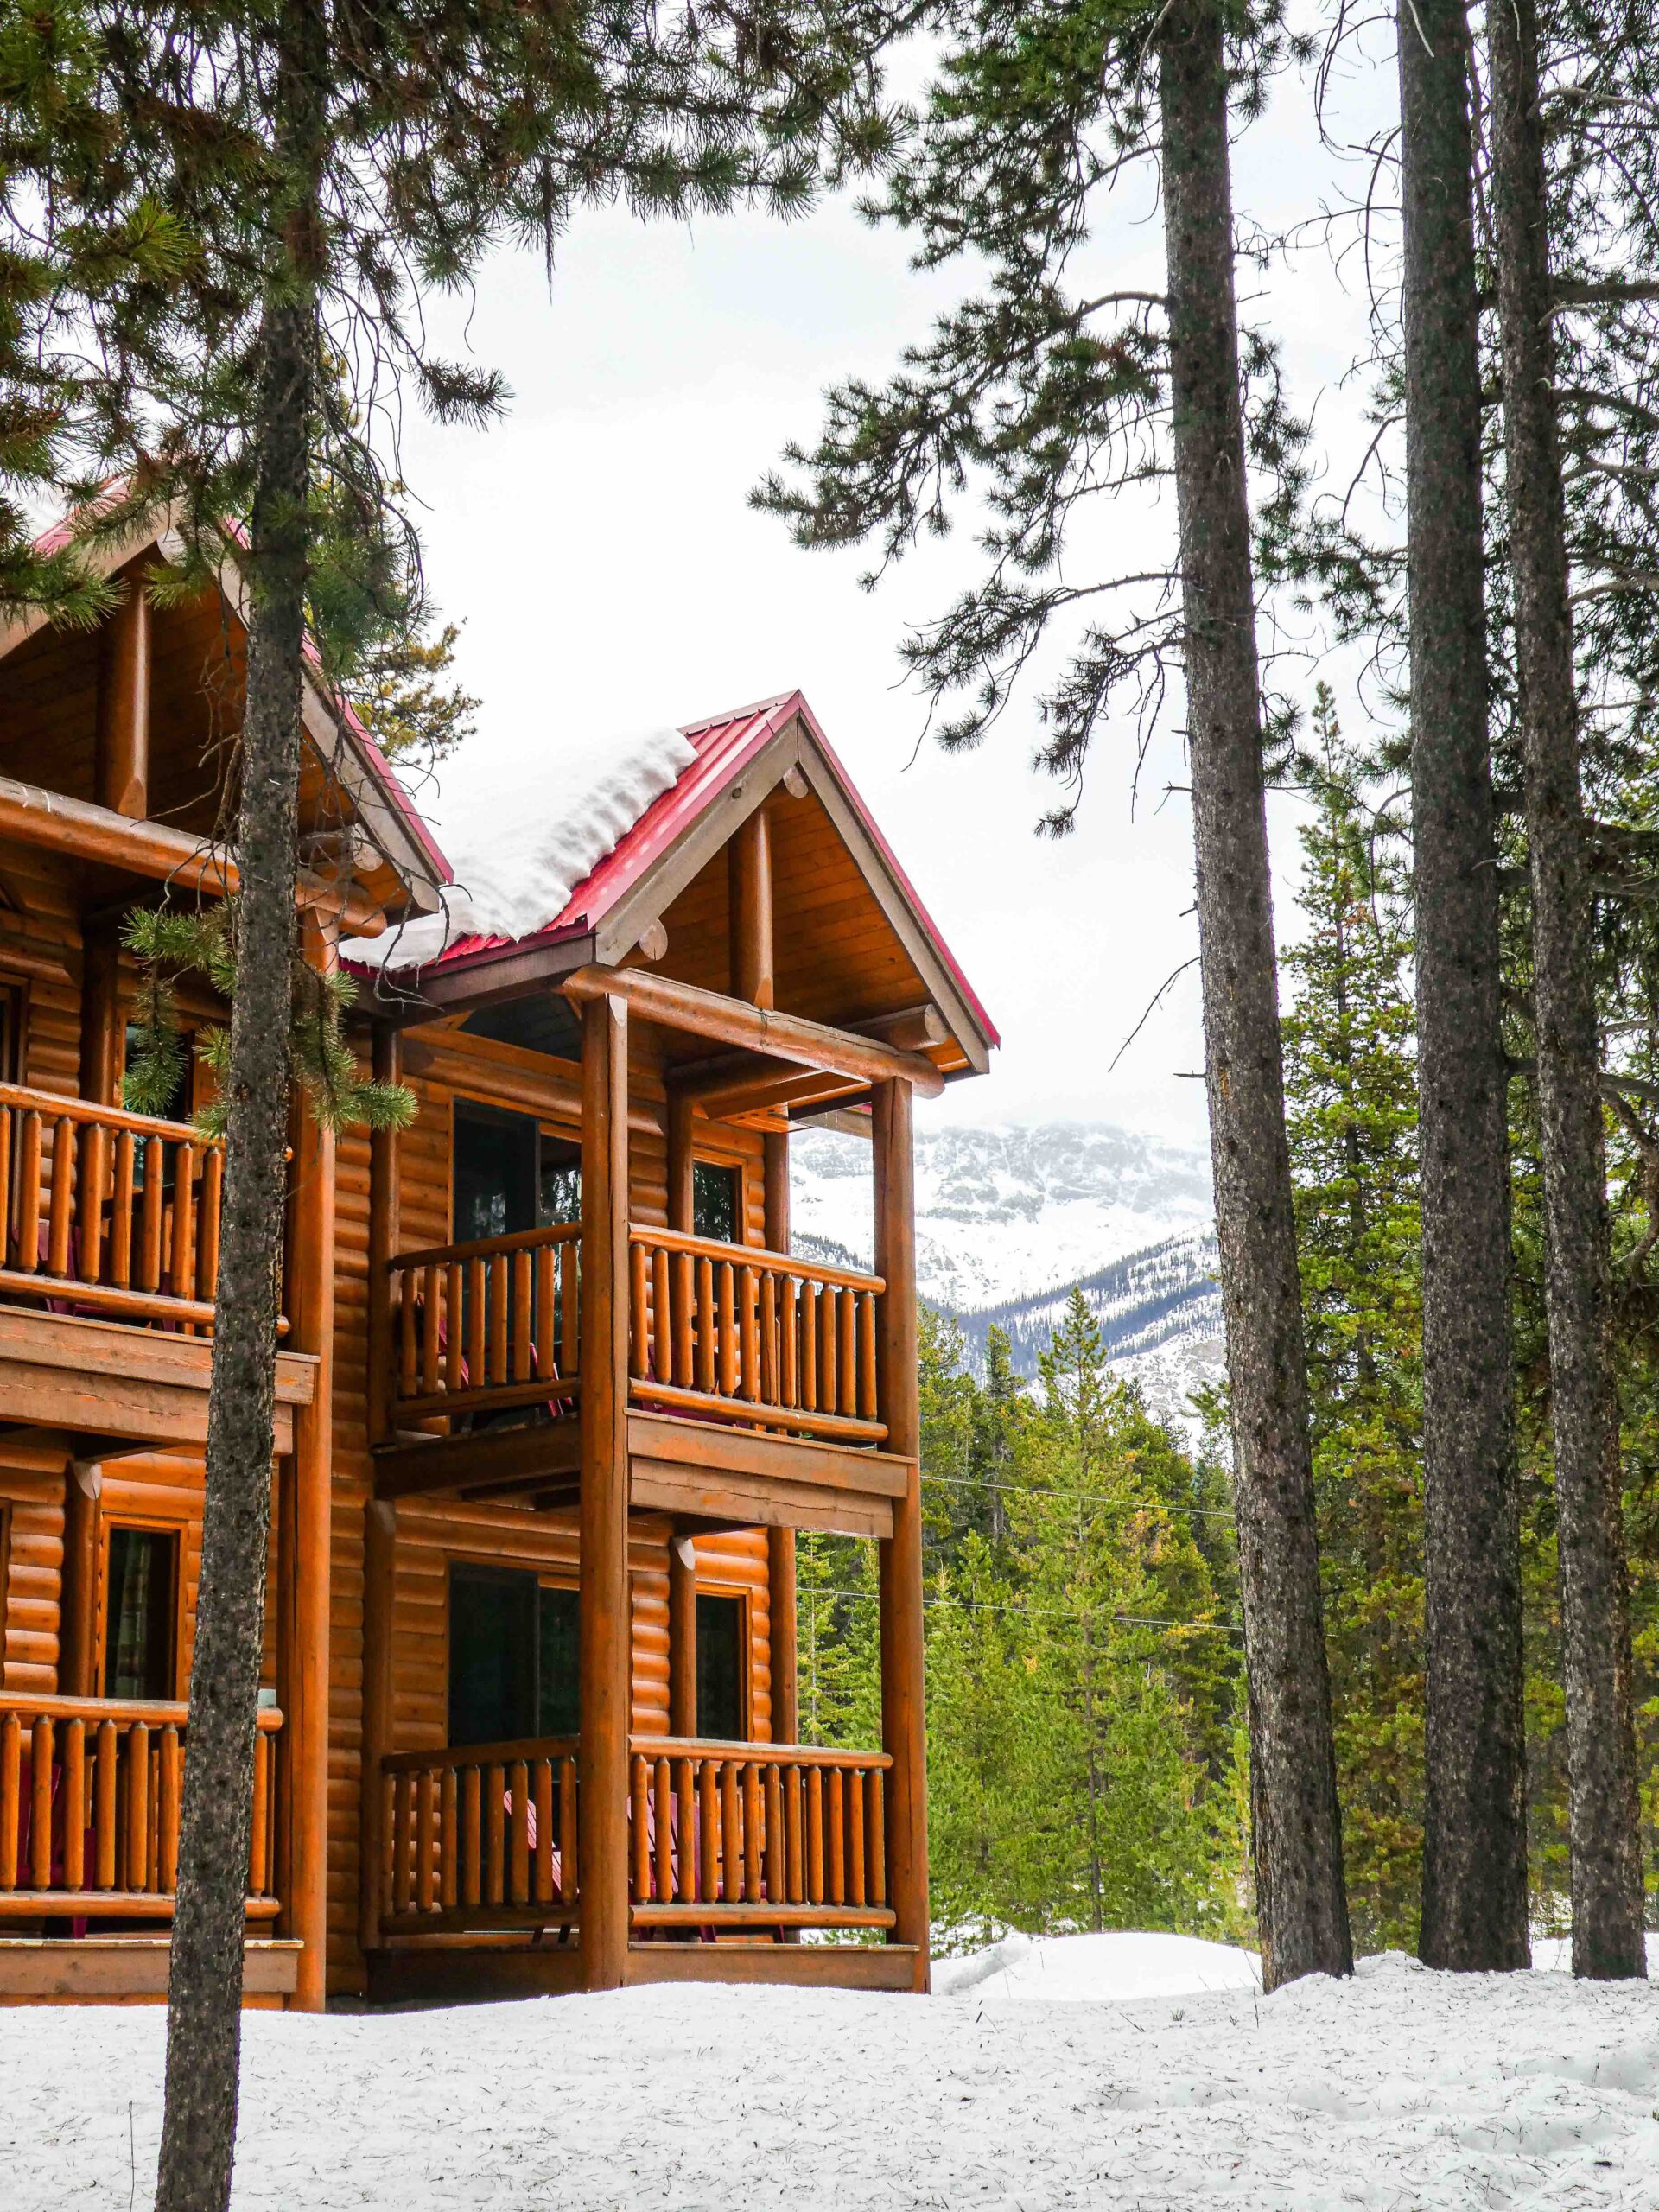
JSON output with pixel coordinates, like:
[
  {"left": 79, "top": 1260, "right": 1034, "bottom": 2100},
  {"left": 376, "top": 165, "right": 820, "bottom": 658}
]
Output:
[
  {"left": 763, "top": 1130, "right": 798, "bottom": 1747},
  {"left": 873, "top": 1077, "right": 928, "bottom": 1978},
  {"left": 59, "top": 1459, "right": 101, "bottom": 1698},
  {"left": 283, "top": 912, "right": 338, "bottom": 2012},
  {"left": 357, "top": 1497, "right": 396, "bottom": 1957},
  {"left": 0, "top": 777, "right": 385, "bottom": 936},
  {"left": 562, "top": 966, "right": 945, "bottom": 1098},
  {"left": 729, "top": 805, "right": 774, "bottom": 1010},
  {"left": 668, "top": 1533, "right": 698, "bottom": 1737},
  {"left": 95, "top": 573, "right": 150, "bottom": 821},
  {"left": 79, "top": 928, "right": 124, "bottom": 1109},
  {"left": 578, "top": 990, "right": 632, "bottom": 1992}
]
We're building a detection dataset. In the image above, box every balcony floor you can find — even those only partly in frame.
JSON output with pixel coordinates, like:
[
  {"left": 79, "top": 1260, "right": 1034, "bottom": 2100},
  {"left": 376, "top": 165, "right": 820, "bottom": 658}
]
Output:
[{"left": 372, "top": 1404, "right": 912, "bottom": 1538}]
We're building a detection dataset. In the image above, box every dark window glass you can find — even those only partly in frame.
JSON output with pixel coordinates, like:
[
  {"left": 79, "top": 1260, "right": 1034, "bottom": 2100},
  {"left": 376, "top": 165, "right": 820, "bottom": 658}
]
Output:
[
  {"left": 692, "top": 1160, "right": 741, "bottom": 1245},
  {"left": 537, "top": 1586, "right": 580, "bottom": 1735},
  {"left": 454, "top": 1102, "right": 539, "bottom": 1243},
  {"left": 103, "top": 1527, "right": 177, "bottom": 1700},
  {"left": 448, "top": 1566, "right": 537, "bottom": 1745},
  {"left": 696, "top": 1593, "right": 745, "bottom": 1740},
  {"left": 538, "top": 1134, "right": 581, "bottom": 1228},
  {"left": 449, "top": 1566, "right": 581, "bottom": 1745}
]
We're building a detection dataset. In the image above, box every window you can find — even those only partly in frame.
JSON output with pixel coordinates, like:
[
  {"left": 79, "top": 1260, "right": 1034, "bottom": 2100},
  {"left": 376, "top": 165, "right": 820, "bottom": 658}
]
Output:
[
  {"left": 103, "top": 1526, "right": 178, "bottom": 1700},
  {"left": 696, "top": 1593, "right": 746, "bottom": 1741},
  {"left": 692, "top": 1160, "right": 741, "bottom": 1245},
  {"left": 454, "top": 1103, "right": 581, "bottom": 1241},
  {"left": 448, "top": 1564, "right": 580, "bottom": 1746}
]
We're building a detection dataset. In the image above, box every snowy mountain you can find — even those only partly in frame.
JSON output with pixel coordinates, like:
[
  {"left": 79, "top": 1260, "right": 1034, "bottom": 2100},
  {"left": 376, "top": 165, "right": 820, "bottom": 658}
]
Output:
[{"left": 790, "top": 1122, "right": 1225, "bottom": 1427}]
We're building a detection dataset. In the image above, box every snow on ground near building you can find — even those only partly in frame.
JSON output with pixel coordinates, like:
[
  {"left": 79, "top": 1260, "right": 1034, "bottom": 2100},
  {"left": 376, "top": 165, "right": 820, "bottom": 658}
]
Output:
[
  {"left": 934, "top": 1927, "right": 1262, "bottom": 2001},
  {"left": 10, "top": 1946, "right": 1659, "bottom": 2210}
]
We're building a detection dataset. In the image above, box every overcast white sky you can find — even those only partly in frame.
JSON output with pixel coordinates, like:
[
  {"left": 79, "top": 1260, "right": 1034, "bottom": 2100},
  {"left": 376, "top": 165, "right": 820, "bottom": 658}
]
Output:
[{"left": 388, "top": 19, "right": 1398, "bottom": 1145}]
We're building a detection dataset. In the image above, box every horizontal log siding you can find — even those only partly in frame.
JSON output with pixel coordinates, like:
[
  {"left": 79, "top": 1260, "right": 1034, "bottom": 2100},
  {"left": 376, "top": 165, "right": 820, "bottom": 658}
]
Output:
[
  {"left": 323, "top": 1039, "right": 776, "bottom": 1990},
  {"left": 0, "top": 1452, "right": 63, "bottom": 1691}
]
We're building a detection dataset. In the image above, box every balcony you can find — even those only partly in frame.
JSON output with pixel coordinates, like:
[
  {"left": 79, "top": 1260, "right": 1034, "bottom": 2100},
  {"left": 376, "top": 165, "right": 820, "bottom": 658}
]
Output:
[
  {"left": 0, "top": 1083, "right": 316, "bottom": 1453},
  {"left": 373, "top": 1221, "right": 912, "bottom": 1536}
]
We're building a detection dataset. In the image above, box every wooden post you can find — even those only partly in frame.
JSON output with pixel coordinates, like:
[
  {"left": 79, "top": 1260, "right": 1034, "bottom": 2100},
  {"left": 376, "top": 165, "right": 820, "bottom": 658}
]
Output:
[
  {"left": 728, "top": 805, "right": 774, "bottom": 1011},
  {"left": 79, "top": 928, "right": 124, "bottom": 1107},
  {"left": 763, "top": 1129, "right": 799, "bottom": 1745},
  {"left": 357, "top": 1497, "right": 396, "bottom": 1957},
  {"left": 282, "top": 912, "right": 338, "bottom": 2012},
  {"left": 873, "top": 1077, "right": 928, "bottom": 1984},
  {"left": 95, "top": 569, "right": 150, "bottom": 821},
  {"left": 365, "top": 1025, "right": 401, "bottom": 1446},
  {"left": 667, "top": 1090, "right": 695, "bottom": 1236},
  {"left": 579, "top": 990, "right": 632, "bottom": 1989},
  {"left": 60, "top": 1459, "right": 102, "bottom": 1697},
  {"left": 668, "top": 1533, "right": 698, "bottom": 1738}
]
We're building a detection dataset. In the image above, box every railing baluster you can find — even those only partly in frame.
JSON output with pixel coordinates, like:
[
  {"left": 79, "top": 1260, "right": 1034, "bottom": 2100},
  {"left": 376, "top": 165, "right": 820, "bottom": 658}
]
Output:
[
  {"left": 397, "top": 1271, "right": 417, "bottom": 1402},
  {"left": 95, "top": 1719, "right": 118, "bottom": 1887},
  {"left": 760, "top": 1273, "right": 779, "bottom": 1407},
  {"left": 699, "top": 1758, "right": 720, "bottom": 1902},
  {"left": 447, "top": 1262, "right": 464, "bottom": 1395},
  {"left": 533, "top": 1759, "right": 554, "bottom": 1904},
  {"left": 508, "top": 1758, "right": 531, "bottom": 1904},
  {"left": 696, "top": 1257, "right": 715, "bottom": 1393},
  {"left": 197, "top": 1147, "right": 223, "bottom": 1303},
  {"left": 676, "top": 1756, "right": 696, "bottom": 1902},
  {"left": 48, "top": 1116, "right": 74, "bottom": 1278},
  {"left": 512, "top": 1252, "right": 533, "bottom": 1383},
  {"left": 441, "top": 1769, "right": 459, "bottom": 1911},
  {"left": 631, "top": 1755, "right": 651, "bottom": 1904},
  {"left": 858, "top": 1292, "right": 878, "bottom": 1422},
  {"left": 484, "top": 1763, "right": 505, "bottom": 1904},
  {"left": 785, "top": 1764, "right": 804, "bottom": 1904},
  {"left": 717, "top": 1263, "right": 738, "bottom": 1397},
  {"left": 421, "top": 1263, "right": 441, "bottom": 1397},
  {"left": 467, "top": 1257, "right": 486, "bottom": 1390},
  {"left": 108, "top": 1130, "right": 135, "bottom": 1288},
  {"left": 139, "top": 1137, "right": 163, "bottom": 1289},
  {"left": 738, "top": 1265, "right": 759, "bottom": 1402},
  {"left": 169, "top": 1141, "right": 196, "bottom": 1307},
  {"left": 418, "top": 1769, "right": 439, "bottom": 1912},
  {"left": 673, "top": 1251, "right": 693, "bottom": 1385},
  {"left": 161, "top": 1725, "right": 182, "bottom": 1894},
  {"left": 806, "top": 1766, "right": 824, "bottom": 1904},
  {"left": 487, "top": 1257, "right": 508, "bottom": 1386},
  {"left": 559, "top": 1754, "right": 578, "bottom": 1909},
  {"left": 392, "top": 1773, "right": 414, "bottom": 1916},
  {"left": 654, "top": 1755, "right": 673, "bottom": 1906},
  {"left": 30, "top": 1719, "right": 54, "bottom": 1887},
  {"left": 802, "top": 1281, "right": 818, "bottom": 1411},
  {"left": 630, "top": 1240, "right": 649, "bottom": 1378},
  {"left": 838, "top": 1290, "right": 857, "bottom": 1417},
  {"left": 126, "top": 1720, "right": 150, "bottom": 1891},
  {"left": 561, "top": 1243, "right": 579, "bottom": 1380},
  {"left": 0, "top": 1106, "right": 11, "bottom": 1263},
  {"left": 781, "top": 1276, "right": 799, "bottom": 1408},
  {"left": 461, "top": 1765, "right": 481, "bottom": 1908},
  {"left": 535, "top": 1244, "right": 555, "bottom": 1382},
  {"left": 743, "top": 1762, "right": 762, "bottom": 1902},
  {"left": 765, "top": 1763, "right": 783, "bottom": 1909},
  {"left": 652, "top": 1245, "right": 672, "bottom": 1382},
  {"left": 848, "top": 1769, "right": 866, "bottom": 1906},
  {"left": 15, "top": 1110, "right": 41, "bottom": 1273},
  {"left": 818, "top": 1283, "right": 838, "bottom": 1417},
  {"left": 720, "top": 1758, "right": 741, "bottom": 1903},
  {"left": 61, "top": 1719, "right": 86, "bottom": 1889},
  {"left": 77, "top": 1121, "right": 107, "bottom": 1283},
  {"left": 244, "top": 1727, "right": 263, "bottom": 1897},
  {"left": 868, "top": 1768, "right": 887, "bottom": 1905},
  {"left": 827, "top": 1768, "right": 846, "bottom": 1905},
  {"left": 0, "top": 1711, "right": 17, "bottom": 1888}
]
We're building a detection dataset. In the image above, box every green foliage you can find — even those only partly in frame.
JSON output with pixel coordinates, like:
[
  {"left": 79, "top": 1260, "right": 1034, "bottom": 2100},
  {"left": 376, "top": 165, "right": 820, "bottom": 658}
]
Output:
[
  {"left": 352, "top": 613, "right": 480, "bottom": 767},
  {"left": 121, "top": 902, "right": 416, "bottom": 1136},
  {"left": 1280, "top": 690, "right": 1425, "bottom": 1951},
  {"left": 805, "top": 1292, "right": 1249, "bottom": 1946}
]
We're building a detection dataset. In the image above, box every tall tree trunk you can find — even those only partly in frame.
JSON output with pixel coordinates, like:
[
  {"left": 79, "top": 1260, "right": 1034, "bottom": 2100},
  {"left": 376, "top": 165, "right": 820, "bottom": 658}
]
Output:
[
  {"left": 1488, "top": 0, "right": 1646, "bottom": 1980},
  {"left": 1396, "top": 0, "right": 1529, "bottom": 1972},
  {"left": 156, "top": 10, "right": 325, "bottom": 2209},
  {"left": 1157, "top": 0, "right": 1351, "bottom": 1991}
]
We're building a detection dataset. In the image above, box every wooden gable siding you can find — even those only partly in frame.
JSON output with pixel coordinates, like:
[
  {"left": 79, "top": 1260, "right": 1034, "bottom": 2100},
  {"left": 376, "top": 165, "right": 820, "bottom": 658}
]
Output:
[
  {"left": 321, "top": 1029, "right": 774, "bottom": 1993},
  {"left": 652, "top": 786, "right": 933, "bottom": 1037}
]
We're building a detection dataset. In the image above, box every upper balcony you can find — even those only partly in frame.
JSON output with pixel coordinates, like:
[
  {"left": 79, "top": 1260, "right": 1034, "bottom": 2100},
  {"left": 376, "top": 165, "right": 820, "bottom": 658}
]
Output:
[
  {"left": 0, "top": 1081, "right": 316, "bottom": 1456},
  {"left": 372, "top": 1217, "right": 911, "bottom": 1539}
]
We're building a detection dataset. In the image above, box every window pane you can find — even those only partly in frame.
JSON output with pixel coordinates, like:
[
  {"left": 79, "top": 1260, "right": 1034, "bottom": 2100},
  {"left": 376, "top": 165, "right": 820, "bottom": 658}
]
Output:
[
  {"left": 448, "top": 1567, "right": 537, "bottom": 1745},
  {"left": 538, "top": 1135, "right": 581, "bottom": 1228},
  {"left": 692, "top": 1161, "right": 741, "bottom": 1245},
  {"left": 103, "top": 1527, "right": 176, "bottom": 1700},
  {"left": 537, "top": 1586, "right": 580, "bottom": 1736},
  {"left": 454, "top": 1103, "right": 538, "bottom": 1243},
  {"left": 696, "top": 1593, "right": 745, "bottom": 1740}
]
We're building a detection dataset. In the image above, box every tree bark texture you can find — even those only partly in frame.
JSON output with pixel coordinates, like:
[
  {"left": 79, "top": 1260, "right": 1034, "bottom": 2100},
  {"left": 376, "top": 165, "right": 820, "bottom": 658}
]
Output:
[
  {"left": 1157, "top": 0, "right": 1351, "bottom": 1991},
  {"left": 1488, "top": 0, "right": 1646, "bottom": 1980},
  {"left": 156, "top": 10, "right": 325, "bottom": 2208},
  {"left": 1396, "top": 0, "right": 1529, "bottom": 1972}
]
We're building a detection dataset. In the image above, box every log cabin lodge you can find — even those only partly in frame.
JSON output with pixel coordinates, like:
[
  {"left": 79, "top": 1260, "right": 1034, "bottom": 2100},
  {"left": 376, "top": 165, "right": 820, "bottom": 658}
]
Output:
[{"left": 0, "top": 512, "right": 996, "bottom": 2006}]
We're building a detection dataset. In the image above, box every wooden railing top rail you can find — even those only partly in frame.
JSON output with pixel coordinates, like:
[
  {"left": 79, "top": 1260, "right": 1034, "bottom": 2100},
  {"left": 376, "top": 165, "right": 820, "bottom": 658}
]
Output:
[
  {"left": 0, "top": 1080, "right": 218, "bottom": 1146},
  {"left": 632, "top": 1735, "right": 893, "bottom": 1770},
  {"left": 0, "top": 1693, "right": 283, "bottom": 1730},
  {"left": 630, "top": 1224, "right": 884, "bottom": 1295},
  {"left": 388, "top": 1219, "right": 582, "bottom": 1274},
  {"left": 383, "top": 1734, "right": 580, "bottom": 1776}
]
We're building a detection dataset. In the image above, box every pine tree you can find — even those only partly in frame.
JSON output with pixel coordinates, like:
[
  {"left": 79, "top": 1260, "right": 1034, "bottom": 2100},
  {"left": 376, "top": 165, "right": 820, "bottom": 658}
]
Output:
[{"left": 1281, "top": 690, "right": 1426, "bottom": 1951}]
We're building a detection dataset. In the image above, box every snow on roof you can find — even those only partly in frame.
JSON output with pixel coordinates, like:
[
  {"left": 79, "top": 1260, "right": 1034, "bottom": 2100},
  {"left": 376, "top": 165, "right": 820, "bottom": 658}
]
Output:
[{"left": 341, "top": 719, "right": 696, "bottom": 969}]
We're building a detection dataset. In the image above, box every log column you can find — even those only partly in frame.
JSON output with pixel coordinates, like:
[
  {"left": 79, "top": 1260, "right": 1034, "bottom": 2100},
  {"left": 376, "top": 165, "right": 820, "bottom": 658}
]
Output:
[
  {"left": 728, "top": 804, "right": 774, "bottom": 1010},
  {"left": 59, "top": 1459, "right": 102, "bottom": 1697},
  {"left": 358, "top": 1023, "right": 401, "bottom": 1960},
  {"left": 873, "top": 1077, "right": 928, "bottom": 1984},
  {"left": 282, "top": 912, "right": 338, "bottom": 2012},
  {"left": 763, "top": 1129, "right": 798, "bottom": 1745},
  {"left": 578, "top": 989, "right": 632, "bottom": 1989},
  {"left": 95, "top": 566, "right": 151, "bottom": 822},
  {"left": 668, "top": 1534, "right": 698, "bottom": 1737}
]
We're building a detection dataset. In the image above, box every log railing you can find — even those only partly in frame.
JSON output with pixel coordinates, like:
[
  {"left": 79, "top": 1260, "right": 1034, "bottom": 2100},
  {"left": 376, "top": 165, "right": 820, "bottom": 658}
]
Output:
[
  {"left": 383, "top": 1222, "right": 581, "bottom": 1431},
  {"left": 627, "top": 1737, "right": 893, "bottom": 1930},
  {"left": 0, "top": 1693, "right": 283, "bottom": 1918},
  {"left": 379, "top": 1736, "right": 580, "bottom": 1934},
  {"left": 627, "top": 1228, "right": 887, "bottom": 1445},
  {"left": 0, "top": 1081, "right": 232, "bottom": 1331}
]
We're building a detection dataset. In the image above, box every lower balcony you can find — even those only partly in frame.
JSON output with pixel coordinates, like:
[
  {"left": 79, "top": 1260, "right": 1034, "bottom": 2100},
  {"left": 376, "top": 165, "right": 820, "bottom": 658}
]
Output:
[
  {"left": 0, "top": 1690, "right": 297, "bottom": 2003},
  {"left": 368, "top": 1732, "right": 918, "bottom": 2002},
  {"left": 0, "top": 1082, "right": 316, "bottom": 1453}
]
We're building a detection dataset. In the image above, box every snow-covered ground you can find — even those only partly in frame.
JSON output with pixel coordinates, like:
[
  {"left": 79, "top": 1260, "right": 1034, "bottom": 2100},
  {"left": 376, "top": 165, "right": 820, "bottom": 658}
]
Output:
[{"left": 9, "top": 1939, "right": 1659, "bottom": 2209}]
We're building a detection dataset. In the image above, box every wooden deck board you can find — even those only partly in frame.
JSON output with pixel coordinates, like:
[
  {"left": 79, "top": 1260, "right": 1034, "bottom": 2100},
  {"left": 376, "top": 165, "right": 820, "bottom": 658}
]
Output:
[{"left": 0, "top": 1936, "right": 301, "bottom": 2003}]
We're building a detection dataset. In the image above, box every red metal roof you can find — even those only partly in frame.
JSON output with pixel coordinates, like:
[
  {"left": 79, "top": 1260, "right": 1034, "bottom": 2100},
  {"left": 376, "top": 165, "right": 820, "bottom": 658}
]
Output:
[{"left": 412, "top": 689, "right": 999, "bottom": 1051}]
